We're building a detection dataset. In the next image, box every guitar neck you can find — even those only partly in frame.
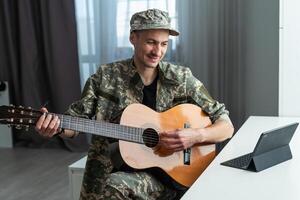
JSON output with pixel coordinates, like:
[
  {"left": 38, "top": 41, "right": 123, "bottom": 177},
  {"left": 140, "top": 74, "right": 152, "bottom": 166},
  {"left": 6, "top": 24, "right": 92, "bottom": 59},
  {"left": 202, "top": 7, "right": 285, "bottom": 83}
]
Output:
[{"left": 56, "top": 114, "right": 144, "bottom": 144}]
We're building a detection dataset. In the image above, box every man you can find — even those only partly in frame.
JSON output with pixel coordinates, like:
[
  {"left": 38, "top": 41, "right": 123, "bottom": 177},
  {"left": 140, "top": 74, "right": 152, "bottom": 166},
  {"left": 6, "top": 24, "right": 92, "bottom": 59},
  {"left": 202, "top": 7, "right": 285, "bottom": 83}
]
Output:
[{"left": 36, "top": 8, "right": 234, "bottom": 199}]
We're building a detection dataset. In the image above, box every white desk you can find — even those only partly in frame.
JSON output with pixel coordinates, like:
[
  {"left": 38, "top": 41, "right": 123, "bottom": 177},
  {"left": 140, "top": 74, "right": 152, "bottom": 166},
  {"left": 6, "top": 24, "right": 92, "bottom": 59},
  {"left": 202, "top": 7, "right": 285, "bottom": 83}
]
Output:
[
  {"left": 68, "top": 156, "right": 87, "bottom": 200},
  {"left": 182, "top": 116, "right": 300, "bottom": 200}
]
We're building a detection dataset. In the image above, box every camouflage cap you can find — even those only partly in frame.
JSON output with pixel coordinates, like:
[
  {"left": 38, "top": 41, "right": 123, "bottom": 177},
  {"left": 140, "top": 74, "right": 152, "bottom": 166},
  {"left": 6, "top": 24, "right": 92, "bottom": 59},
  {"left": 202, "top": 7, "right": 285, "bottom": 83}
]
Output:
[{"left": 130, "top": 9, "right": 179, "bottom": 36}]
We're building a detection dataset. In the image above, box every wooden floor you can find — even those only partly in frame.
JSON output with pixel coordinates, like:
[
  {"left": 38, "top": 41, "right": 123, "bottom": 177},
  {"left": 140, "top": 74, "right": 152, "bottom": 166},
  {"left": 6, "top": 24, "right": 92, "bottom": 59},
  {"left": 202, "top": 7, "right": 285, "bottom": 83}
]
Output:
[{"left": 0, "top": 147, "right": 86, "bottom": 200}]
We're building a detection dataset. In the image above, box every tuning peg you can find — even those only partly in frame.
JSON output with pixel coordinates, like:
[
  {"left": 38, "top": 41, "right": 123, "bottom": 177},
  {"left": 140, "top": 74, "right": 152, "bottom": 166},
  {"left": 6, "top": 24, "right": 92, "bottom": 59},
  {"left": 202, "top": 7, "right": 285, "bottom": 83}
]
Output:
[
  {"left": 27, "top": 106, "right": 32, "bottom": 110},
  {"left": 15, "top": 125, "right": 22, "bottom": 130},
  {"left": 19, "top": 119, "right": 23, "bottom": 123},
  {"left": 8, "top": 109, "right": 15, "bottom": 113},
  {"left": 18, "top": 105, "right": 24, "bottom": 108},
  {"left": 25, "top": 125, "right": 30, "bottom": 131},
  {"left": 9, "top": 104, "right": 15, "bottom": 107}
]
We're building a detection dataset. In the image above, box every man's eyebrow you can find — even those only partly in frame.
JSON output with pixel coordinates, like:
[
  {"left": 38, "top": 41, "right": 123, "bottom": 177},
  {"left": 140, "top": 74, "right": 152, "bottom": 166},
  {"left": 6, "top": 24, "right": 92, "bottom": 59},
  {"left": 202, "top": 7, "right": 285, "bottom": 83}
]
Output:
[{"left": 146, "top": 38, "right": 169, "bottom": 43}]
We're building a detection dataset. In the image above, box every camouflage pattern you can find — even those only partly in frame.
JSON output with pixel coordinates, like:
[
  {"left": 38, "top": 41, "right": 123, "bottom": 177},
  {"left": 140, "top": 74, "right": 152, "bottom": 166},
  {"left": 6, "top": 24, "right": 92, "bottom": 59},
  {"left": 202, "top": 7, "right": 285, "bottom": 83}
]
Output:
[
  {"left": 130, "top": 8, "right": 179, "bottom": 36},
  {"left": 80, "top": 170, "right": 177, "bottom": 200},
  {"left": 66, "top": 58, "right": 231, "bottom": 199}
]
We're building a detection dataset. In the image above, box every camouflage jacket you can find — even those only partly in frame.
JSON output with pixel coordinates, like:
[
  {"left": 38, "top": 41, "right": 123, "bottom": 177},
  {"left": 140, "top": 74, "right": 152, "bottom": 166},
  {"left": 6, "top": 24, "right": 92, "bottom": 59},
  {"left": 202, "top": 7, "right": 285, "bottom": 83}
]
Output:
[{"left": 66, "top": 58, "right": 231, "bottom": 195}]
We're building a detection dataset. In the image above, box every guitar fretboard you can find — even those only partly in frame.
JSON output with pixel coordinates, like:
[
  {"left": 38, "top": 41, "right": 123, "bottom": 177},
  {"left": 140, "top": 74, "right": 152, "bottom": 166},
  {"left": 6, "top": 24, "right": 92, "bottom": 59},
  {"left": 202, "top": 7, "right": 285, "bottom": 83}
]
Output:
[{"left": 57, "top": 114, "right": 145, "bottom": 144}]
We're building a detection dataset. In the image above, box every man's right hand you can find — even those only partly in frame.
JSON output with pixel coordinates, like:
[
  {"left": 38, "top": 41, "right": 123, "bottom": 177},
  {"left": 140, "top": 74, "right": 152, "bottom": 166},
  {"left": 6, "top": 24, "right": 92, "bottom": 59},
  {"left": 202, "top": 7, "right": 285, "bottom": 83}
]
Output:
[{"left": 35, "top": 107, "right": 61, "bottom": 138}]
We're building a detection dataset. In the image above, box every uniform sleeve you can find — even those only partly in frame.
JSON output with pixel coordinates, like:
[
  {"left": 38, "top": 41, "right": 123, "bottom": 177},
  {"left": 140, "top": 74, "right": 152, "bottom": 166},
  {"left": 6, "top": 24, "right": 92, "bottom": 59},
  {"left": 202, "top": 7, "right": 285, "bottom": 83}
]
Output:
[
  {"left": 65, "top": 67, "right": 103, "bottom": 119},
  {"left": 185, "top": 68, "right": 231, "bottom": 124}
]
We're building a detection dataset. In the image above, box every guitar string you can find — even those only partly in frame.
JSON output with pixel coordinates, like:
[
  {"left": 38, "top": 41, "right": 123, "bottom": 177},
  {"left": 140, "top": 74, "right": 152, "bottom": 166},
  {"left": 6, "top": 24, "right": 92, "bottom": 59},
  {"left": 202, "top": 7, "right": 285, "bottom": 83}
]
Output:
[
  {"left": 31, "top": 110, "right": 194, "bottom": 138},
  {"left": 21, "top": 111, "right": 167, "bottom": 145},
  {"left": 8, "top": 108, "right": 174, "bottom": 146},
  {"left": 25, "top": 111, "right": 167, "bottom": 145},
  {"left": 57, "top": 114, "right": 160, "bottom": 144}
]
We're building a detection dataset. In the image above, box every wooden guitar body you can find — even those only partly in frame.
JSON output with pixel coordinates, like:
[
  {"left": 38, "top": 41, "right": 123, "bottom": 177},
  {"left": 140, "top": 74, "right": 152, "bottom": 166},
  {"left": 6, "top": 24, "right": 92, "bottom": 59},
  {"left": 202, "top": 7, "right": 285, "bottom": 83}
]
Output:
[{"left": 119, "top": 103, "right": 216, "bottom": 187}]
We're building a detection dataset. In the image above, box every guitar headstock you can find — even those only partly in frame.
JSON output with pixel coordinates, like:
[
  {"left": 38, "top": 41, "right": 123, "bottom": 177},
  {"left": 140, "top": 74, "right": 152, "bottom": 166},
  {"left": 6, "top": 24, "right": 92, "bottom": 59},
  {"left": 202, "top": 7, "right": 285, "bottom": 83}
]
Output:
[{"left": 0, "top": 105, "right": 42, "bottom": 130}]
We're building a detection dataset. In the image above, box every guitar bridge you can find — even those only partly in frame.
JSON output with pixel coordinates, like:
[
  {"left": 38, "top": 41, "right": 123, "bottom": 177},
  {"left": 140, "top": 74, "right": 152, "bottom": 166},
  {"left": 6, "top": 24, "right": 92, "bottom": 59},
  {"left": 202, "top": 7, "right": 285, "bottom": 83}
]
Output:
[{"left": 183, "top": 123, "right": 191, "bottom": 165}]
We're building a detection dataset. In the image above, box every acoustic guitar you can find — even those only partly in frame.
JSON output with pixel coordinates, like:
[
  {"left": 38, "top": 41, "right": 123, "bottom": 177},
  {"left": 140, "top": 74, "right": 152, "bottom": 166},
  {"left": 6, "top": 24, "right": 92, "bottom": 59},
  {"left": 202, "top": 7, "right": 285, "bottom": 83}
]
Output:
[{"left": 0, "top": 103, "right": 216, "bottom": 187}]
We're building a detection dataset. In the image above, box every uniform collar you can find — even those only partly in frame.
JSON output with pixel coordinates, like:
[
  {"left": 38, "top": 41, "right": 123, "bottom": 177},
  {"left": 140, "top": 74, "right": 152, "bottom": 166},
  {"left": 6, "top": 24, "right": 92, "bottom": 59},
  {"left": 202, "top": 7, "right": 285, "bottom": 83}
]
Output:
[{"left": 157, "top": 60, "right": 180, "bottom": 85}]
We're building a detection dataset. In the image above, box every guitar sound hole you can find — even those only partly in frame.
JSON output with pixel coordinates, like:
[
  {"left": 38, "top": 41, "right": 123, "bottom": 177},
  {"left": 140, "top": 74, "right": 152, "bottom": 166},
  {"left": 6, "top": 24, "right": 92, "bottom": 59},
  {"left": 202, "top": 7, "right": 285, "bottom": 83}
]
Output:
[{"left": 142, "top": 128, "right": 159, "bottom": 148}]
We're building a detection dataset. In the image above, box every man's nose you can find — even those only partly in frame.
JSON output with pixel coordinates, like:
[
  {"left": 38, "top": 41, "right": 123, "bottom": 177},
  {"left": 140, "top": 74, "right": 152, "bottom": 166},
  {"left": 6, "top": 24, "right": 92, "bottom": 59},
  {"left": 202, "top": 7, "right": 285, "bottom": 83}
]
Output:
[{"left": 152, "top": 44, "right": 162, "bottom": 55}]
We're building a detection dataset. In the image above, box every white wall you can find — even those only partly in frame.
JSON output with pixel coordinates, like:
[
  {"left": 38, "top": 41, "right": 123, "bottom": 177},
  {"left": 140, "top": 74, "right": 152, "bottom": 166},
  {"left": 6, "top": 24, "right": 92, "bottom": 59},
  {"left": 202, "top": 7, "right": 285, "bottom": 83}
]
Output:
[{"left": 279, "top": 0, "right": 300, "bottom": 116}]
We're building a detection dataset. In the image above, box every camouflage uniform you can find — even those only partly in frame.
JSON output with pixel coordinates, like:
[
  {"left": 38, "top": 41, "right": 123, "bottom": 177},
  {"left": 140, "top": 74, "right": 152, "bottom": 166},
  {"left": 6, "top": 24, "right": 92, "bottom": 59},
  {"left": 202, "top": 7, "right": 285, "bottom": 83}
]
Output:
[{"left": 66, "top": 58, "right": 231, "bottom": 200}]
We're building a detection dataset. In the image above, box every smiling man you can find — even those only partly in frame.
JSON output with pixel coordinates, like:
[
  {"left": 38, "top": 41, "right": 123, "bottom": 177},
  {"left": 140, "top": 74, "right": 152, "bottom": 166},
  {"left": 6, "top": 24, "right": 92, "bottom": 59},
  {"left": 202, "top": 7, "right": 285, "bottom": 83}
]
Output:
[{"left": 36, "top": 8, "right": 234, "bottom": 199}]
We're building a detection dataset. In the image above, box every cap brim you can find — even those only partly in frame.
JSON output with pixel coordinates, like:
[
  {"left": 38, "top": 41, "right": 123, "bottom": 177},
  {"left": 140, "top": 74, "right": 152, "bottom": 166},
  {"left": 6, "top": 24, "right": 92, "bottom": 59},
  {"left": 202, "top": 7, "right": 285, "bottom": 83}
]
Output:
[
  {"left": 169, "top": 29, "right": 180, "bottom": 36},
  {"left": 131, "top": 27, "right": 180, "bottom": 36}
]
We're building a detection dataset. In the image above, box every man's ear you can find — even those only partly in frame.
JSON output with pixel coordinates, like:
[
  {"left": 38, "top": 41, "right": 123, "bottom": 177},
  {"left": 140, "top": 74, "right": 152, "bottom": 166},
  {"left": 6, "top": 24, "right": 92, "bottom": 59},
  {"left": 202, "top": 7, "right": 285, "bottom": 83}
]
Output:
[{"left": 129, "top": 32, "right": 136, "bottom": 45}]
